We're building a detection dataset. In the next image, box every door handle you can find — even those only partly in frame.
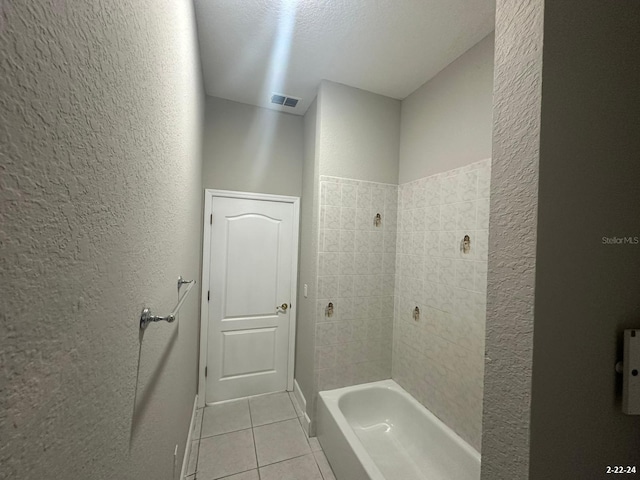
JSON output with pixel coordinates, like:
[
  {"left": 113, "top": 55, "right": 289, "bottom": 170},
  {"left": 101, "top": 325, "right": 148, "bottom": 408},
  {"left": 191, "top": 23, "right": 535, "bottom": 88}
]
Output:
[{"left": 277, "top": 303, "right": 288, "bottom": 312}]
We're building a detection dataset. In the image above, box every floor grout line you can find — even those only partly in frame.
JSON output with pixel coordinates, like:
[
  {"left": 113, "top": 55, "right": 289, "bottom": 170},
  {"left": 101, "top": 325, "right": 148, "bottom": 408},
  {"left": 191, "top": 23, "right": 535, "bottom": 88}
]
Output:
[
  {"left": 199, "top": 414, "right": 301, "bottom": 441},
  {"left": 199, "top": 394, "right": 324, "bottom": 479},
  {"left": 193, "top": 409, "right": 204, "bottom": 475},
  {"left": 247, "top": 401, "right": 261, "bottom": 480},
  {"left": 259, "top": 451, "right": 321, "bottom": 469}
]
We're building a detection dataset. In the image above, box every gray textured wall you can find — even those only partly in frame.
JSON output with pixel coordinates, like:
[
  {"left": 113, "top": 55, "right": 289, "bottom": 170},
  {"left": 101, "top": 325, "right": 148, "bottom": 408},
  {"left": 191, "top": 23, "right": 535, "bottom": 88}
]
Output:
[
  {"left": 481, "top": 0, "right": 543, "bottom": 478},
  {"left": 0, "top": 1, "right": 203, "bottom": 479},
  {"left": 295, "top": 97, "right": 320, "bottom": 416},
  {"left": 318, "top": 80, "right": 400, "bottom": 184},
  {"left": 202, "top": 96, "right": 304, "bottom": 197},
  {"left": 399, "top": 33, "right": 495, "bottom": 183},
  {"left": 529, "top": 1, "right": 640, "bottom": 478}
]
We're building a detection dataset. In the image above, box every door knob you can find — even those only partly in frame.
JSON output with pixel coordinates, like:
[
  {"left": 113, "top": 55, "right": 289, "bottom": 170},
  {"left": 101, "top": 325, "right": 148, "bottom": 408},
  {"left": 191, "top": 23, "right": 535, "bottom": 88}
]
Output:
[{"left": 278, "top": 303, "right": 288, "bottom": 311}]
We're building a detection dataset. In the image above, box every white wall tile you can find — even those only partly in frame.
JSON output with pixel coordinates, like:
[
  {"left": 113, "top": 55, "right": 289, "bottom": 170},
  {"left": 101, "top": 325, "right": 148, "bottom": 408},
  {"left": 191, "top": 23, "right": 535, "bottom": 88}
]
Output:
[
  {"left": 441, "top": 173, "right": 460, "bottom": 204},
  {"left": 425, "top": 176, "right": 442, "bottom": 206},
  {"left": 456, "top": 260, "right": 475, "bottom": 291},
  {"left": 324, "top": 206, "right": 341, "bottom": 229},
  {"left": 322, "top": 229, "right": 339, "bottom": 253},
  {"left": 425, "top": 206, "right": 441, "bottom": 231},
  {"left": 441, "top": 203, "right": 457, "bottom": 231},
  {"left": 392, "top": 163, "right": 490, "bottom": 451},
  {"left": 354, "top": 253, "right": 369, "bottom": 275},
  {"left": 341, "top": 184, "right": 357, "bottom": 207},
  {"left": 339, "top": 230, "right": 355, "bottom": 252},
  {"left": 356, "top": 183, "right": 371, "bottom": 208},
  {"left": 322, "top": 253, "right": 340, "bottom": 276},
  {"left": 355, "top": 207, "right": 372, "bottom": 231},
  {"left": 458, "top": 170, "right": 478, "bottom": 202},
  {"left": 474, "top": 261, "right": 488, "bottom": 293},
  {"left": 477, "top": 165, "right": 491, "bottom": 199},
  {"left": 340, "top": 207, "right": 356, "bottom": 230},
  {"left": 338, "top": 275, "right": 354, "bottom": 298},
  {"left": 338, "top": 253, "right": 355, "bottom": 275},
  {"left": 476, "top": 197, "right": 490, "bottom": 230},
  {"left": 457, "top": 201, "right": 477, "bottom": 231}
]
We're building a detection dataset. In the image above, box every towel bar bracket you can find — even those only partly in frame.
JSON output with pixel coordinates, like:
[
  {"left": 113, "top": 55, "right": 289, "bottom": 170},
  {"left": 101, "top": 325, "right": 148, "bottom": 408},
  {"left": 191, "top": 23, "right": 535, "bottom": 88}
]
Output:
[
  {"left": 139, "top": 277, "right": 196, "bottom": 331},
  {"left": 139, "top": 307, "right": 177, "bottom": 330}
]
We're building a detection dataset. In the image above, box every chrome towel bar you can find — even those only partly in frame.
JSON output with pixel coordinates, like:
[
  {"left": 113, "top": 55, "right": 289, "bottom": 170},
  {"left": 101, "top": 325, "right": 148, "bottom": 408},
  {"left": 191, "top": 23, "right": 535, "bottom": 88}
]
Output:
[{"left": 140, "top": 276, "right": 196, "bottom": 330}]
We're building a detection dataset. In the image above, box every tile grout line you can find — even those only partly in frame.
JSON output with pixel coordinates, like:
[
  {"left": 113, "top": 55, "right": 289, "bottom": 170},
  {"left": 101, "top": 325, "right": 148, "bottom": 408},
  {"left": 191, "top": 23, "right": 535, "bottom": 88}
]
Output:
[
  {"left": 247, "top": 400, "right": 261, "bottom": 480},
  {"left": 262, "top": 452, "right": 315, "bottom": 468},
  {"left": 312, "top": 452, "right": 330, "bottom": 480},
  {"left": 194, "top": 408, "right": 204, "bottom": 477},
  {"left": 198, "top": 413, "right": 300, "bottom": 441}
]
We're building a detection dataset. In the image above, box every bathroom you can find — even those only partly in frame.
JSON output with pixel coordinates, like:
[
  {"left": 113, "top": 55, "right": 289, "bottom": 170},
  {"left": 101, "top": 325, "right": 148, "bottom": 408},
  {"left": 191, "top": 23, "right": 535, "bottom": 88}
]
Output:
[
  {"left": 1, "top": 1, "right": 639, "bottom": 480},
  {"left": 191, "top": 0, "right": 493, "bottom": 477}
]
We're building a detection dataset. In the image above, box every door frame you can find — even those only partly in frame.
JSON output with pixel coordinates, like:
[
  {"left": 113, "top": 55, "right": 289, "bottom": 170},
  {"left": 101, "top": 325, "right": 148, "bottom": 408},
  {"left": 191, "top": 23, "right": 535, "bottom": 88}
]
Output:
[{"left": 198, "top": 189, "right": 300, "bottom": 408}]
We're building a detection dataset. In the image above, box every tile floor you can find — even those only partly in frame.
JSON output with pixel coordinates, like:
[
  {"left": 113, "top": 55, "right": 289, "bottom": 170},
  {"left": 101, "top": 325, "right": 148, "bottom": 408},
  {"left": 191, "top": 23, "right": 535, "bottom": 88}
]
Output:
[{"left": 186, "top": 392, "right": 336, "bottom": 480}]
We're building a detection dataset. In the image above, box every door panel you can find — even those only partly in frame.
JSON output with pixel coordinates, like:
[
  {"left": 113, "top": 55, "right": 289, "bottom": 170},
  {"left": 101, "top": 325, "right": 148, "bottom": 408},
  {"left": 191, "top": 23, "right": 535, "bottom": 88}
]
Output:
[
  {"left": 224, "top": 214, "right": 280, "bottom": 318},
  {"left": 221, "top": 328, "right": 276, "bottom": 378},
  {"left": 207, "top": 196, "right": 294, "bottom": 403}
]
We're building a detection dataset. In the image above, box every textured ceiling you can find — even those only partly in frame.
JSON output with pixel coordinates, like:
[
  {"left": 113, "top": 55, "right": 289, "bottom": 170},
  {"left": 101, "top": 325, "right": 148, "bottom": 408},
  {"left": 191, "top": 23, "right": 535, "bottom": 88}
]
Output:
[{"left": 194, "top": 0, "right": 496, "bottom": 115}]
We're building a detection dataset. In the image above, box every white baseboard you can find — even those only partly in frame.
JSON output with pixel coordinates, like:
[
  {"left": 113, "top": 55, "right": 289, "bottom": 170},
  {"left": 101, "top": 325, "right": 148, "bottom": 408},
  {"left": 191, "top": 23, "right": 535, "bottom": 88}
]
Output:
[
  {"left": 294, "top": 379, "right": 312, "bottom": 436},
  {"left": 301, "top": 411, "right": 312, "bottom": 436},
  {"left": 180, "top": 394, "right": 198, "bottom": 480},
  {"left": 293, "top": 379, "right": 306, "bottom": 412}
]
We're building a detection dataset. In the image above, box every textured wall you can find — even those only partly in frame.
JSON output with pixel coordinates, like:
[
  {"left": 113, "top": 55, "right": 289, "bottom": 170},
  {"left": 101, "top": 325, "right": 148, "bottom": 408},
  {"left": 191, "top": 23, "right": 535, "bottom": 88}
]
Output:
[
  {"left": 481, "top": 0, "right": 544, "bottom": 478},
  {"left": 202, "top": 96, "right": 303, "bottom": 197},
  {"left": 315, "top": 177, "right": 397, "bottom": 392},
  {"left": 528, "top": 1, "right": 640, "bottom": 478},
  {"left": 399, "top": 34, "right": 495, "bottom": 183},
  {"left": 295, "top": 98, "right": 320, "bottom": 415},
  {"left": 393, "top": 160, "right": 490, "bottom": 451},
  {"left": 0, "top": 2, "right": 203, "bottom": 479},
  {"left": 318, "top": 80, "right": 400, "bottom": 184}
]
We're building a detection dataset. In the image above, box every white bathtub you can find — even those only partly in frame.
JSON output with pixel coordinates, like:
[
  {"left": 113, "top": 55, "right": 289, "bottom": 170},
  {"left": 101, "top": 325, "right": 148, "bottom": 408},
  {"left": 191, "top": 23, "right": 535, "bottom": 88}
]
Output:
[{"left": 316, "top": 380, "right": 480, "bottom": 480}]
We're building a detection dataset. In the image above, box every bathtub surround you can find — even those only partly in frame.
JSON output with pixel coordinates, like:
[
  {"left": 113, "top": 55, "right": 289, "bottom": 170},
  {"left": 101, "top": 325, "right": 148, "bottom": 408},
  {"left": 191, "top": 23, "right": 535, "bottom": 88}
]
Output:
[
  {"left": 315, "top": 177, "right": 398, "bottom": 392},
  {"left": 0, "top": 1, "right": 203, "bottom": 479},
  {"left": 296, "top": 40, "right": 494, "bottom": 445},
  {"left": 296, "top": 81, "right": 401, "bottom": 429},
  {"left": 393, "top": 160, "right": 490, "bottom": 450}
]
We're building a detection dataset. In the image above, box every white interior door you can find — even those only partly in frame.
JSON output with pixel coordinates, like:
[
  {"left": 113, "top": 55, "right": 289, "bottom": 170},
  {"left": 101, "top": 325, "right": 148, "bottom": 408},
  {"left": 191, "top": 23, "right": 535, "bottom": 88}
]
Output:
[{"left": 205, "top": 194, "right": 297, "bottom": 403}]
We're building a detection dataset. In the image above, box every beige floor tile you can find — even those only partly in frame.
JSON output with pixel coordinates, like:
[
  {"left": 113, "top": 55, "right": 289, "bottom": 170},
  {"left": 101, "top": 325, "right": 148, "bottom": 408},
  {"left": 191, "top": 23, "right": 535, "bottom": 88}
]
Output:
[
  {"left": 201, "top": 399, "right": 252, "bottom": 438},
  {"left": 198, "top": 429, "right": 256, "bottom": 479},
  {"left": 260, "top": 454, "right": 323, "bottom": 480},
  {"left": 249, "top": 392, "right": 297, "bottom": 426},
  {"left": 218, "top": 469, "right": 260, "bottom": 480},
  {"left": 253, "top": 419, "right": 311, "bottom": 466}
]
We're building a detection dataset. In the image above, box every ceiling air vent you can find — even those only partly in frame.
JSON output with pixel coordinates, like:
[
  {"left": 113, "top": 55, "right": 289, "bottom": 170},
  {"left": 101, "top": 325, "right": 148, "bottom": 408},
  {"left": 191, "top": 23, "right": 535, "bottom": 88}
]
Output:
[{"left": 271, "top": 93, "right": 300, "bottom": 108}]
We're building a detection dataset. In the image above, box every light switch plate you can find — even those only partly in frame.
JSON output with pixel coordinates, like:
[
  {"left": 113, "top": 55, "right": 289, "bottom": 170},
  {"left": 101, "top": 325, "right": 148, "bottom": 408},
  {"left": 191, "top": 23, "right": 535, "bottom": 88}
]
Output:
[
  {"left": 622, "top": 329, "right": 640, "bottom": 415},
  {"left": 304, "top": 284, "right": 308, "bottom": 298}
]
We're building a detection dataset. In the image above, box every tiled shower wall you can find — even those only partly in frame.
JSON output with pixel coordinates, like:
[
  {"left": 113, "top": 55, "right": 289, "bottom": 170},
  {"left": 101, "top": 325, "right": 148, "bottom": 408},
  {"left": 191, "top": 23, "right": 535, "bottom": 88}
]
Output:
[
  {"left": 314, "top": 176, "right": 398, "bottom": 393},
  {"left": 393, "top": 159, "right": 491, "bottom": 451}
]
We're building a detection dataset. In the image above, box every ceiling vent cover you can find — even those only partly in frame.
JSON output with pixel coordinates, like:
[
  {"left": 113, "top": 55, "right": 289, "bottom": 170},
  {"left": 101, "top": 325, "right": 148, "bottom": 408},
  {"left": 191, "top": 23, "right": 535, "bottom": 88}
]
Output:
[{"left": 271, "top": 93, "right": 300, "bottom": 108}]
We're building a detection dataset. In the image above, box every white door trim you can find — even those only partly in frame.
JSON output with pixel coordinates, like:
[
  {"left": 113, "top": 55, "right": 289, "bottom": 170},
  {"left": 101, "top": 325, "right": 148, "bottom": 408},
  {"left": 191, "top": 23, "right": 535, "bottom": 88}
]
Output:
[{"left": 199, "top": 189, "right": 300, "bottom": 407}]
